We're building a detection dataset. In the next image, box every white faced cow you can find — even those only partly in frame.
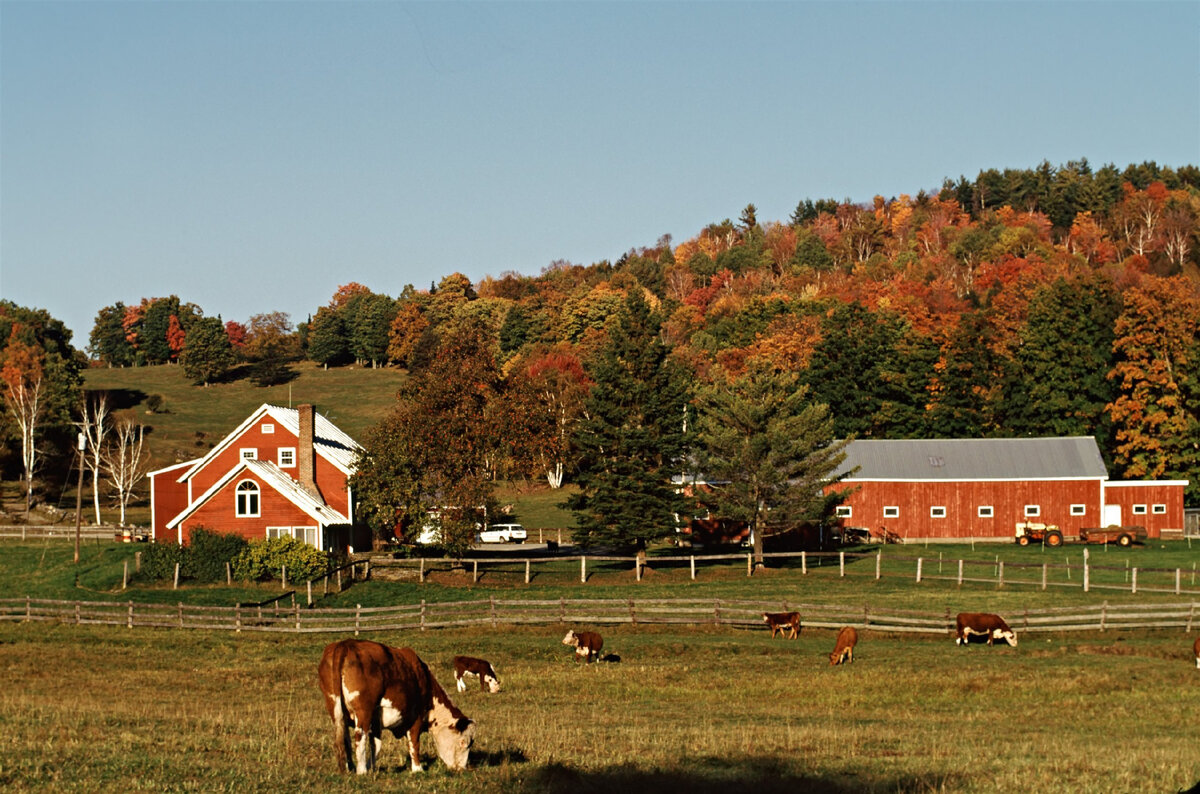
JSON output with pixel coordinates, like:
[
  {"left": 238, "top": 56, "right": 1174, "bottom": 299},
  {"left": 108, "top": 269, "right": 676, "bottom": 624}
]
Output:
[
  {"left": 762, "top": 611, "right": 801, "bottom": 639},
  {"left": 562, "top": 629, "right": 603, "bottom": 663},
  {"left": 318, "top": 639, "right": 475, "bottom": 775},
  {"left": 453, "top": 655, "right": 501, "bottom": 693},
  {"left": 955, "top": 612, "right": 1017, "bottom": 647}
]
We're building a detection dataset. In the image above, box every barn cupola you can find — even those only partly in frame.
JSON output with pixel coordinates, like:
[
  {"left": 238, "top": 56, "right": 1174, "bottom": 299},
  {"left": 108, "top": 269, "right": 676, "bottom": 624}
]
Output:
[{"left": 297, "top": 403, "right": 325, "bottom": 503}]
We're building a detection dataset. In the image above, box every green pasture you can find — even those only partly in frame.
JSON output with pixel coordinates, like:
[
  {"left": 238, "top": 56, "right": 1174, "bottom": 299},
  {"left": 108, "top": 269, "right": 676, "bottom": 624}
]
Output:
[{"left": 0, "top": 618, "right": 1196, "bottom": 793}]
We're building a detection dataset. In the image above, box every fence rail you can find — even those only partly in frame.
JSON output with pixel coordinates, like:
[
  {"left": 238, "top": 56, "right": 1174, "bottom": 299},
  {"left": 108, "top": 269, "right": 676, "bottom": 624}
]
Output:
[
  {"left": 0, "top": 525, "right": 123, "bottom": 540},
  {"left": 1, "top": 595, "right": 1195, "bottom": 636}
]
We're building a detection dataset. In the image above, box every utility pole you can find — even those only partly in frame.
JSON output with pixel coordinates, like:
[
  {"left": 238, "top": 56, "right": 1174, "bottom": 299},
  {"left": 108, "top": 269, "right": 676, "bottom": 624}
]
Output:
[{"left": 74, "top": 431, "right": 85, "bottom": 564}]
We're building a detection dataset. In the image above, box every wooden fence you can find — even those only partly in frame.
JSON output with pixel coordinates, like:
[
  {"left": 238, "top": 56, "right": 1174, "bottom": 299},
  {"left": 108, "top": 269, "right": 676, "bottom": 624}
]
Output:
[
  {"left": 0, "top": 525, "right": 121, "bottom": 540},
  {"left": 1, "top": 594, "right": 1196, "bottom": 636}
]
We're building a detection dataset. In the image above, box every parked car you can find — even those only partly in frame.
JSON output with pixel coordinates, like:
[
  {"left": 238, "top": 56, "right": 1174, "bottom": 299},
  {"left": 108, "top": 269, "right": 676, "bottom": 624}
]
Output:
[{"left": 476, "top": 523, "right": 528, "bottom": 543}]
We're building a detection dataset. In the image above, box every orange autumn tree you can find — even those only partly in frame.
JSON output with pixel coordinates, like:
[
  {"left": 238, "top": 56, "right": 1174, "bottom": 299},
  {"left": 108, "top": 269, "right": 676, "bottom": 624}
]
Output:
[
  {"left": 1107, "top": 275, "right": 1200, "bottom": 501},
  {"left": 1, "top": 329, "right": 46, "bottom": 515}
]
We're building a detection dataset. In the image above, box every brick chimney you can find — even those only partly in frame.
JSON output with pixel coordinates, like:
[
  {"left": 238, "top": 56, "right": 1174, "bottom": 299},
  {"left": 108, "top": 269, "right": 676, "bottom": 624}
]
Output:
[{"left": 297, "top": 404, "right": 324, "bottom": 502}]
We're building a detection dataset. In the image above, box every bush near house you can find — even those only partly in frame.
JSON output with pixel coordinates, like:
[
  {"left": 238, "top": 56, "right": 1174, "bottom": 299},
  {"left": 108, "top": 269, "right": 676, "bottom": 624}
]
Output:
[{"left": 232, "top": 535, "right": 330, "bottom": 583}]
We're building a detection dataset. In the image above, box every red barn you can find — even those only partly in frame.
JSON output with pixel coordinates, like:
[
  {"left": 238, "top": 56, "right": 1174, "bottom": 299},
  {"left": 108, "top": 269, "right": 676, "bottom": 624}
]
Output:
[
  {"left": 148, "top": 403, "right": 365, "bottom": 551},
  {"left": 827, "top": 437, "right": 1188, "bottom": 541}
]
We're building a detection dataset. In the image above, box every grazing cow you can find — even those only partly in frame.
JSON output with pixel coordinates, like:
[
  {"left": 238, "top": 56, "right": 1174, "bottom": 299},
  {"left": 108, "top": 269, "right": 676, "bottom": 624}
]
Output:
[
  {"left": 829, "top": 626, "right": 858, "bottom": 666},
  {"left": 1194, "top": 636, "right": 1199, "bottom": 669},
  {"left": 317, "top": 639, "right": 475, "bottom": 775},
  {"left": 562, "top": 629, "right": 603, "bottom": 663},
  {"left": 762, "top": 611, "right": 801, "bottom": 639},
  {"left": 453, "top": 655, "right": 501, "bottom": 693},
  {"left": 955, "top": 612, "right": 1017, "bottom": 647}
]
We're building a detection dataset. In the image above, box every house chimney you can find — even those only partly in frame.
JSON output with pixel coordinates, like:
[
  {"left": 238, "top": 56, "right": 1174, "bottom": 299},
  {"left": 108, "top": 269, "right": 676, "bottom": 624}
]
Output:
[{"left": 297, "top": 404, "right": 323, "bottom": 502}]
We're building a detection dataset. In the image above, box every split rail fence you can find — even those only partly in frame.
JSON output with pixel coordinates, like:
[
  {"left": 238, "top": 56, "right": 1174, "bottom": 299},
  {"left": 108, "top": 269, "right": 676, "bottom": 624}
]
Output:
[{"left": 1, "top": 595, "right": 1196, "bottom": 637}]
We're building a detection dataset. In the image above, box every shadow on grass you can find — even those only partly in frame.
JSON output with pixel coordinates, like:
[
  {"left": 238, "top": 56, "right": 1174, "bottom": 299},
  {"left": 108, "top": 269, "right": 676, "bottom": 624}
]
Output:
[{"left": 527, "top": 757, "right": 959, "bottom": 794}]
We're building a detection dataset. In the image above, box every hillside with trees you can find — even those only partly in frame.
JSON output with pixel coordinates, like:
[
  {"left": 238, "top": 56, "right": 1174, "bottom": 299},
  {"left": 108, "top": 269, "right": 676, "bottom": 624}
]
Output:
[{"left": 6, "top": 159, "right": 1198, "bottom": 531}]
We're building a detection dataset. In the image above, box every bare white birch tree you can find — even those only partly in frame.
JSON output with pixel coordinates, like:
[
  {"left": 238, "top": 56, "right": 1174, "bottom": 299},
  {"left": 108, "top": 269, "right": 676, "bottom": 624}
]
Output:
[
  {"left": 103, "top": 417, "right": 150, "bottom": 526},
  {"left": 78, "top": 392, "right": 111, "bottom": 525}
]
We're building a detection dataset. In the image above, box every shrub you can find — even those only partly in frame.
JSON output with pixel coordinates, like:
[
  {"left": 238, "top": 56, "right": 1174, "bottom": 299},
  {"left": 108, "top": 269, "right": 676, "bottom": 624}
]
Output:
[
  {"left": 232, "top": 536, "right": 329, "bottom": 583},
  {"left": 145, "top": 394, "right": 163, "bottom": 413},
  {"left": 183, "top": 528, "right": 248, "bottom": 582},
  {"left": 140, "top": 542, "right": 184, "bottom": 581}
]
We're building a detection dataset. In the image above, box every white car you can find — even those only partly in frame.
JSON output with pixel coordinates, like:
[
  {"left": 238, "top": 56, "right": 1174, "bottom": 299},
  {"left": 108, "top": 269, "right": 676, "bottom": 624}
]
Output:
[{"left": 476, "top": 523, "right": 527, "bottom": 543}]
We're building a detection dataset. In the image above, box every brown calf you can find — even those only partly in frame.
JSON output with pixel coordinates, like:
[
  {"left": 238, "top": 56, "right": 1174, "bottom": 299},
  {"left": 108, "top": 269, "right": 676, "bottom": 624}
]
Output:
[
  {"left": 762, "top": 611, "right": 801, "bottom": 639},
  {"left": 562, "top": 629, "right": 603, "bottom": 663},
  {"left": 317, "top": 639, "right": 474, "bottom": 775},
  {"left": 829, "top": 626, "right": 858, "bottom": 665},
  {"left": 453, "top": 656, "right": 500, "bottom": 693},
  {"left": 955, "top": 612, "right": 1017, "bottom": 647}
]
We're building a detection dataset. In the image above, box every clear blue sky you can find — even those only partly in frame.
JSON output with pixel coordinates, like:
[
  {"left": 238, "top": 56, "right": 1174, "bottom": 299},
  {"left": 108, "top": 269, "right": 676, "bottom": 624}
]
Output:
[{"left": 2, "top": 1, "right": 1198, "bottom": 347}]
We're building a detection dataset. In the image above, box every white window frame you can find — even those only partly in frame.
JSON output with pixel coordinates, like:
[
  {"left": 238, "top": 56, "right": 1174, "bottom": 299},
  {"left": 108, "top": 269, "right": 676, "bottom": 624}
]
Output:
[
  {"left": 262, "top": 423, "right": 275, "bottom": 434},
  {"left": 1132, "top": 504, "right": 1147, "bottom": 515},
  {"left": 1152, "top": 504, "right": 1166, "bottom": 515},
  {"left": 930, "top": 506, "right": 947, "bottom": 519},
  {"left": 883, "top": 506, "right": 899, "bottom": 519},
  {"left": 236, "top": 480, "right": 261, "bottom": 517},
  {"left": 278, "top": 447, "right": 296, "bottom": 468},
  {"left": 296, "top": 526, "right": 318, "bottom": 546},
  {"left": 978, "top": 505, "right": 994, "bottom": 518},
  {"left": 240, "top": 448, "right": 257, "bottom": 461},
  {"left": 266, "top": 526, "right": 289, "bottom": 540},
  {"left": 1070, "top": 504, "right": 1086, "bottom": 516},
  {"left": 835, "top": 505, "right": 853, "bottom": 518},
  {"left": 1024, "top": 505, "right": 1040, "bottom": 518}
]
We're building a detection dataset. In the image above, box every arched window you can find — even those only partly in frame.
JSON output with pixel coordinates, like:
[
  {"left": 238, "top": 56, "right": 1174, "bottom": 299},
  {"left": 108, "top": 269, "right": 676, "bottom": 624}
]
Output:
[{"left": 236, "top": 480, "right": 260, "bottom": 517}]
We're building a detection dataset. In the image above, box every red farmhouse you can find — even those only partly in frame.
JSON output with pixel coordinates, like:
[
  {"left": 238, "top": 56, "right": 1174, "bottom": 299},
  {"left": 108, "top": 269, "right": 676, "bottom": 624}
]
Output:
[
  {"left": 149, "top": 404, "right": 364, "bottom": 551},
  {"left": 828, "top": 437, "right": 1188, "bottom": 541}
]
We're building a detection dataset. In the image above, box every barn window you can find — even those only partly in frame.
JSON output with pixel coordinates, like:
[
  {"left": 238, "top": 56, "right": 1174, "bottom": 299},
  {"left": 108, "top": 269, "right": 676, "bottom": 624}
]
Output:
[
  {"left": 262, "top": 423, "right": 275, "bottom": 434},
  {"left": 266, "top": 527, "right": 289, "bottom": 539},
  {"left": 1024, "top": 505, "right": 1040, "bottom": 517},
  {"left": 297, "top": 526, "right": 318, "bottom": 546},
  {"left": 1070, "top": 504, "right": 1086, "bottom": 516},
  {"left": 278, "top": 447, "right": 296, "bottom": 468},
  {"left": 240, "top": 448, "right": 257, "bottom": 461},
  {"left": 930, "top": 506, "right": 946, "bottom": 518},
  {"left": 1132, "top": 504, "right": 1147, "bottom": 515},
  {"left": 978, "top": 506, "right": 994, "bottom": 518},
  {"left": 236, "top": 481, "right": 260, "bottom": 517},
  {"left": 835, "top": 506, "right": 852, "bottom": 518},
  {"left": 883, "top": 506, "right": 899, "bottom": 519},
  {"left": 1152, "top": 504, "right": 1166, "bottom": 515}
]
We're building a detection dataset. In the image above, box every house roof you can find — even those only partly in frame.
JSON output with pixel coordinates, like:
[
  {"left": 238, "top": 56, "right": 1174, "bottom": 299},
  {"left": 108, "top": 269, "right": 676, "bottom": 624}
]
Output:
[
  {"left": 834, "top": 437, "right": 1110, "bottom": 482},
  {"left": 166, "top": 458, "right": 351, "bottom": 529},
  {"left": 179, "top": 404, "right": 363, "bottom": 482}
]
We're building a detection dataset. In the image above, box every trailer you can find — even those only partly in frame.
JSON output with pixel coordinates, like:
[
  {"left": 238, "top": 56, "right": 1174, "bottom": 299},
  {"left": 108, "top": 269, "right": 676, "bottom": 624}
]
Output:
[{"left": 1077, "top": 525, "right": 1147, "bottom": 547}]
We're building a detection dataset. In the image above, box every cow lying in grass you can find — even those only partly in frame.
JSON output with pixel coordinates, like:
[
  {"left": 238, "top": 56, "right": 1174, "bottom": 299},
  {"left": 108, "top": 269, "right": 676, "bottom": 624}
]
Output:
[
  {"left": 318, "top": 639, "right": 475, "bottom": 775},
  {"left": 562, "top": 629, "right": 603, "bottom": 663},
  {"left": 762, "top": 611, "right": 801, "bottom": 639},
  {"left": 955, "top": 612, "right": 1017, "bottom": 647},
  {"left": 453, "top": 655, "right": 500, "bottom": 693},
  {"left": 829, "top": 626, "right": 858, "bottom": 665}
]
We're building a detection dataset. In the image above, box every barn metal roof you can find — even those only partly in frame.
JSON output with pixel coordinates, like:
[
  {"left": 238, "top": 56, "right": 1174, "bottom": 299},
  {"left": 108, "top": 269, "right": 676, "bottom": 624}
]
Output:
[{"left": 834, "top": 437, "right": 1109, "bottom": 482}]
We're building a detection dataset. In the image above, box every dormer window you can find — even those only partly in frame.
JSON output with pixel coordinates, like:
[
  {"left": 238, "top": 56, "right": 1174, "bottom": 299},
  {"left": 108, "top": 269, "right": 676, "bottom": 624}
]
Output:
[
  {"left": 278, "top": 448, "right": 296, "bottom": 468},
  {"left": 262, "top": 423, "right": 275, "bottom": 434},
  {"left": 241, "top": 448, "right": 257, "bottom": 461}
]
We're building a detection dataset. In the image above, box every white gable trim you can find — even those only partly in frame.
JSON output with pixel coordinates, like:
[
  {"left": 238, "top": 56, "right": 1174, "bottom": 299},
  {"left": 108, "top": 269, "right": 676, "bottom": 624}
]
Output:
[{"left": 166, "top": 458, "right": 350, "bottom": 530}]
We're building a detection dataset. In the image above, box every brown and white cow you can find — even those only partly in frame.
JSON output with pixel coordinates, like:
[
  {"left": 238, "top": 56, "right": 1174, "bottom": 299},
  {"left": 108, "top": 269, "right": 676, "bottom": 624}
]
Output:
[
  {"left": 829, "top": 626, "right": 858, "bottom": 665},
  {"left": 763, "top": 611, "right": 801, "bottom": 639},
  {"left": 562, "top": 629, "right": 603, "bottom": 663},
  {"left": 317, "top": 639, "right": 475, "bottom": 775},
  {"left": 955, "top": 612, "right": 1017, "bottom": 647},
  {"left": 453, "top": 655, "right": 500, "bottom": 693}
]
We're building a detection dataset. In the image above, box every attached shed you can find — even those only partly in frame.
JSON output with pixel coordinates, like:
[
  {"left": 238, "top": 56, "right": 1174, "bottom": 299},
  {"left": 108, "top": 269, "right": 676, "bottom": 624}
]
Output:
[{"left": 826, "top": 437, "right": 1187, "bottom": 542}]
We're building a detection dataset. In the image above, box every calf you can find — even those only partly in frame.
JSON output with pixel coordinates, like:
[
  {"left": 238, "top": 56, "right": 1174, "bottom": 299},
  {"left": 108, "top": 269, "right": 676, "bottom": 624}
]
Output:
[
  {"left": 453, "top": 655, "right": 500, "bottom": 693},
  {"left": 317, "top": 639, "right": 475, "bottom": 775},
  {"left": 762, "top": 611, "right": 801, "bottom": 639},
  {"left": 955, "top": 612, "right": 1017, "bottom": 647},
  {"left": 829, "top": 626, "right": 858, "bottom": 666},
  {"left": 562, "top": 629, "right": 603, "bottom": 663}
]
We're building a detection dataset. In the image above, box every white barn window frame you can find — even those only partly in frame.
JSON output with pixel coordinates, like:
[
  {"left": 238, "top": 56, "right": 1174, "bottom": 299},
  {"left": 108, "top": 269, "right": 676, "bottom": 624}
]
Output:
[
  {"left": 835, "top": 506, "right": 853, "bottom": 518},
  {"left": 278, "top": 447, "right": 296, "bottom": 468},
  {"left": 1132, "top": 504, "right": 1147, "bottom": 515},
  {"left": 1024, "top": 505, "right": 1040, "bottom": 518},
  {"left": 930, "top": 506, "right": 947, "bottom": 519},
  {"left": 262, "top": 423, "right": 275, "bottom": 434},
  {"left": 1152, "top": 504, "right": 1166, "bottom": 515},
  {"left": 240, "top": 448, "right": 257, "bottom": 461},
  {"left": 883, "top": 506, "right": 899, "bottom": 519},
  {"left": 978, "top": 505, "right": 994, "bottom": 518},
  {"left": 236, "top": 480, "right": 260, "bottom": 517},
  {"left": 1070, "top": 504, "right": 1086, "bottom": 516}
]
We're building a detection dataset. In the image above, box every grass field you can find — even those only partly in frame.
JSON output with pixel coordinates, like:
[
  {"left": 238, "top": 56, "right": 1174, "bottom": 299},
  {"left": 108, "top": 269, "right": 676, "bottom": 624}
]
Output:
[{"left": 2, "top": 540, "right": 1199, "bottom": 791}]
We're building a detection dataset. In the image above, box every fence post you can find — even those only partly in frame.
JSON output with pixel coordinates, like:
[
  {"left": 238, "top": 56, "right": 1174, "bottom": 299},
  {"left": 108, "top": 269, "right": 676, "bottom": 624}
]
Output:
[
  {"left": 998, "top": 561, "right": 1004, "bottom": 589},
  {"left": 1187, "top": 603, "right": 1195, "bottom": 633},
  {"left": 958, "top": 559, "right": 964, "bottom": 587},
  {"left": 636, "top": 558, "right": 641, "bottom": 582},
  {"left": 1101, "top": 601, "right": 1108, "bottom": 631},
  {"left": 916, "top": 557, "right": 923, "bottom": 583},
  {"left": 26, "top": 596, "right": 30, "bottom": 620},
  {"left": 354, "top": 604, "right": 361, "bottom": 635},
  {"left": 1042, "top": 563, "right": 1048, "bottom": 591},
  {"left": 581, "top": 556, "right": 587, "bottom": 583},
  {"left": 560, "top": 597, "right": 565, "bottom": 624},
  {"left": 876, "top": 551, "right": 882, "bottom": 580},
  {"left": 690, "top": 555, "right": 695, "bottom": 580},
  {"left": 127, "top": 600, "right": 133, "bottom": 629},
  {"left": 1082, "top": 549, "right": 1089, "bottom": 592},
  {"left": 136, "top": 551, "right": 142, "bottom": 573},
  {"left": 713, "top": 599, "right": 721, "bottom": 626},
  {"left": 801, "top": 551, "right": 807, "bottom": 575},
  {"left": 473, "top": 560, "right": 478, "bottom": 584},
  {"left": 282, "top": 565, "right": 287, "bottom": 590},
  {"left": 123, "top": 561, "right": 128, "bottom": 590},
  {"left": 747, "top": 554, "right": 752, "bottom": 577},
  {"left": 1176, "top": 568, "right": 1181, "bottom": 595},
  {"left": 173, "top": 563, "right": 180, "bottom": 590},
  {"left": 307, "top": 580, "right": 312, "bottom": 606},
  {"left": 421, "top": 600, "right": 426, "bottom": 631},
  {"left": 490, "top": 595, "right": 497, "bottom": 628},
  {"left": 75, "top": 601, "right": 81, "bottom": 625},
  {"left": 525, "top": 559, "right": 531, "bottom": 585},
  {"left": 839, "top": 552, "right": 845, "bottom": 578},
  {"left": 629, "top": 599, "right": 636, "bottom": 625},
  {"left": 1131, "top": 568, "right": 1137, "bottom": 594},
  {"left": 226, "top": 561, "right": 231, "bottom": 585},
  {"left": 295, "top": 602, "right": 301, "bottom": 631},
  {"left": 178, "top": 602, "right": 183, "bottom": 629},
  {"left": 235, "top": 605, "right": 242, "bottom": 633},
  {"left": 419, "top": 559, "right": 425, "bottom": 584}
]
